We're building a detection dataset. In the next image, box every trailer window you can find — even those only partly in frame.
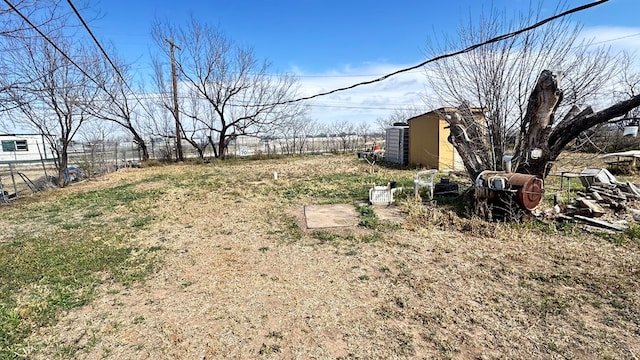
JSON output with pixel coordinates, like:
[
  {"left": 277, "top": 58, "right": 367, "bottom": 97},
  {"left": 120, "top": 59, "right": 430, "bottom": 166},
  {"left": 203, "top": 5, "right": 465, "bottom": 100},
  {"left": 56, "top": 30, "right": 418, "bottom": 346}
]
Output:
[
  {"left": 1, "top": 140, "right": 28, "bottom": 152},
  {"left": 1, "top": 141, "right": 15, "bottom": 152}
]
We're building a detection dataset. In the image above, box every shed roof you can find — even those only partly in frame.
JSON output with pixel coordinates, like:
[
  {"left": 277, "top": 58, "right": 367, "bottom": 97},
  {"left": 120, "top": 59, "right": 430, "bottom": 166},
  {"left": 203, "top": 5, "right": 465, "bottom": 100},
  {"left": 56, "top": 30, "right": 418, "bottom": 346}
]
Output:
[{"left": 406, "top": 106, "right": 487, "bottom": 123}]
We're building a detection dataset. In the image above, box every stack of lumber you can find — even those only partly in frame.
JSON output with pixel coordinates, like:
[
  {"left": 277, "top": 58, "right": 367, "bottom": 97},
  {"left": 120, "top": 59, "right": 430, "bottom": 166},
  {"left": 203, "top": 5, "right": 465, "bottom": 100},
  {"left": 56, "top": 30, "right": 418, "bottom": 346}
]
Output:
[{"left": 559, "top": 181, "right": 640, "bottom": 231}]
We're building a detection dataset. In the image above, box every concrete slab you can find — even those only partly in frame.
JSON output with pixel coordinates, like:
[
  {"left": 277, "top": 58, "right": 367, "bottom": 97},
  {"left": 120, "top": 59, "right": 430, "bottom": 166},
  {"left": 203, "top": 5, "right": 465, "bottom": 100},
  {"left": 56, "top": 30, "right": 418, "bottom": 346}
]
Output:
[{"left": 304, "top": 204, "right": 358, "bottom": 229}]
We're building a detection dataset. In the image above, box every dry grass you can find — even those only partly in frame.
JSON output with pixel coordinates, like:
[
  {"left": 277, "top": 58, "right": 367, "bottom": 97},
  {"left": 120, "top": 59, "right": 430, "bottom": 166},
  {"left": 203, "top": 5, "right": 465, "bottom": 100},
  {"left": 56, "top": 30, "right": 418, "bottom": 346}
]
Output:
[{"left": 1, "top": 154, "right": 639, "bottom": 359}]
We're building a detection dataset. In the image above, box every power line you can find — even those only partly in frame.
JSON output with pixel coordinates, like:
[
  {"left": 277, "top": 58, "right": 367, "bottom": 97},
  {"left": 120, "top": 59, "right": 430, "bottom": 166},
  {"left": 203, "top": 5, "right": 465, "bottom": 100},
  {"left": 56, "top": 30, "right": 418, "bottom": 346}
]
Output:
[
  {"left": 2, "top": 0, "right": 102, "bottom": 87},
  {"left": 127, "top": 62, "right": 426, "bottom": 78},
  {"left": 584, "top": 31, "right": 640, "bottom": 47},
  {"left": 8, "top": 0, "right": 611, "bottom": 119},
  {"left": 65, "top": 0, "right": 124, "bottom": 86},
  {"left": 270, "top": 0, "right": 609, "bottom": 106},
  {"left": 65, "top": 0, "right": 156, "bottom": 118}
]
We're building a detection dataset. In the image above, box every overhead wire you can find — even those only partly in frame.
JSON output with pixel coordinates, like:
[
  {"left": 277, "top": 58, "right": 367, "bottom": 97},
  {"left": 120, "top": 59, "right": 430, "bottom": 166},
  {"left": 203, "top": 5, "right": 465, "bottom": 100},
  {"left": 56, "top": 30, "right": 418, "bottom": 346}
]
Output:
[
  {"left": 2, "top": 0, "right": 103, "bottom": 88},
  {"left": 5, "top": 0, "right": 160, "bottom": 122},
  {"left": 65, "top": 0, "right": 124, "bottom": 87},
  {"left": 65, "top": 0, "right": 159, "bottom": 120},
  {"left": 582, "top": 31, "right": 640, "bottom": 47},
  {"left": 6, "top": 0, "right": 611, "bottom": 115},
  {"left": 266, "top": 0, "right": 609, "bottom": 106}
]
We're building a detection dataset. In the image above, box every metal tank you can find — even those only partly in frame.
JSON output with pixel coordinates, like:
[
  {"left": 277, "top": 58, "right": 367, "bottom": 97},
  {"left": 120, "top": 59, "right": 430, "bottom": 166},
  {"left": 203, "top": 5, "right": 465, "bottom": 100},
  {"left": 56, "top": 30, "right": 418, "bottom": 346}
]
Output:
[{"left": 475, "top": 171, "right": 544, "bottom": 210}]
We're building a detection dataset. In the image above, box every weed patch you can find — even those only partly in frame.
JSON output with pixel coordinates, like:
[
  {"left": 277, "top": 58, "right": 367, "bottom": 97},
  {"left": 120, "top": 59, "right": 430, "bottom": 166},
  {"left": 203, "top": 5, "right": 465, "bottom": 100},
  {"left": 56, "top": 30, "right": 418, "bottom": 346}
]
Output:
[
  {"left": 268, "top": 214, "right": 304, "bottom": 243},
  {"left": 356, "top": 204, "right": 378, "bottom": 229},
  {"left": 0, "top": 232, "right": 159, "bottom": 357},
  {"left": 311, "top": 230, "right": 340, "bottom": 243},
  {"left": 281, "top": 173, "right": 411, "bottom": 204},
  {"left": 0, "top": 178, "right": 165, "bottom": 357}
]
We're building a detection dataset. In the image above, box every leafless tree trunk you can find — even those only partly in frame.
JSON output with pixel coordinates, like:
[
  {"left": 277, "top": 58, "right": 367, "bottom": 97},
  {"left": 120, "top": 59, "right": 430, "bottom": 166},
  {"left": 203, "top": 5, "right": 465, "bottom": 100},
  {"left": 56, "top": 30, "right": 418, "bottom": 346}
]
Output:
[
  {"left": 356, "top": 121, "right": 371, "bottom": 148},
  {"left": 425, "top": 2, "right": 621, "bottom": 178},
  {"left": 448, "top": 70, "right": 640, "bottom": 180},
  {"left": 296, "top": 119, "right": 317, "bottom": 155}
]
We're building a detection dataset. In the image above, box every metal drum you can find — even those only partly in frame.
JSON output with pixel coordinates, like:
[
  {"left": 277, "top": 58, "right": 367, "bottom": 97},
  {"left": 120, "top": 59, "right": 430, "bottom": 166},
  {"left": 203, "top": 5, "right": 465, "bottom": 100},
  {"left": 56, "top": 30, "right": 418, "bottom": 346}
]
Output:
[{"left": 475, "top": 171, "right": 544, "bottom": 210}]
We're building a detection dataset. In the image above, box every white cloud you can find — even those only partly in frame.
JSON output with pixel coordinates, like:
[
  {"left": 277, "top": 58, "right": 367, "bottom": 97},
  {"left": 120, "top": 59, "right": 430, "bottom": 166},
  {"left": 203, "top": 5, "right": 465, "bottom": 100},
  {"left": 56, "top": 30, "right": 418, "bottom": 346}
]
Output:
[
  {"left": 291, "top": 26, "right": 640, "bottom": 128},
  {"left": 579, "top": 26, "right": 640, "bottom": 52},
  {"left": 292, "top": 63, "right": 428, "bottom": 125}
]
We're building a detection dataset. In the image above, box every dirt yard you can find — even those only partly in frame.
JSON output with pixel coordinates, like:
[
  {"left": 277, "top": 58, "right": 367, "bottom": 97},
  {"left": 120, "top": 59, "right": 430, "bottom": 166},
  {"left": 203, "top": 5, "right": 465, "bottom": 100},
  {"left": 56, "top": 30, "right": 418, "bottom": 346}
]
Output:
[{"left": 3, "top": 154, "right": 639, "bottom": 359}]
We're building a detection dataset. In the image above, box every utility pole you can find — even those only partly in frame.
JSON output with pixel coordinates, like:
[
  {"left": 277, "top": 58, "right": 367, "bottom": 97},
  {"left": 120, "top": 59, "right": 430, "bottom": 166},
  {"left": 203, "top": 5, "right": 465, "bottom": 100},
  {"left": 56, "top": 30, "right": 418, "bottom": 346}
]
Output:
[{"left": 166, "top": 38, "right": 184, "bottom": 161}]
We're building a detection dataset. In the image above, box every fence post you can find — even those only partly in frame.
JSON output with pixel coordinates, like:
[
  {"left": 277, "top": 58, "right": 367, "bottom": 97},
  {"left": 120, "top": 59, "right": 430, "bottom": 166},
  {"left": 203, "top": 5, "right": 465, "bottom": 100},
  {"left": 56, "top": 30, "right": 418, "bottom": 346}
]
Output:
[
  {"left": 36, "top": 143, "right": 48, "bottom": 178},
  {"left": 0, "top": 168, "right": 6, "bottom": 203},
  {"left": 9, "top": 163, "right": 18, "bottom": 198}
]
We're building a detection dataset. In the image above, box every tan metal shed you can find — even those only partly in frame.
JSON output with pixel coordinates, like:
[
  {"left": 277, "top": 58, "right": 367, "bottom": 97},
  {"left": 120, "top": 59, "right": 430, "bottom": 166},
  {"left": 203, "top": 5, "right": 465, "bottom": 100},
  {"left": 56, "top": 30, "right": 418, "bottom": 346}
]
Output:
[{"left": 407, "top": 107, "right": 485, "bottom": 171}]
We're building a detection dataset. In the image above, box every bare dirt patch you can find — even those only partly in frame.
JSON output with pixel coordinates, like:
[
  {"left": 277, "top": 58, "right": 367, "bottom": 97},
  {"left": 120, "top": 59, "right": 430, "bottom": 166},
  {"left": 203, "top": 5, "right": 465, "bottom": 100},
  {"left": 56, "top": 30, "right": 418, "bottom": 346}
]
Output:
[{"left": 9, "top": 154, "right": 639, "bottom": 359}]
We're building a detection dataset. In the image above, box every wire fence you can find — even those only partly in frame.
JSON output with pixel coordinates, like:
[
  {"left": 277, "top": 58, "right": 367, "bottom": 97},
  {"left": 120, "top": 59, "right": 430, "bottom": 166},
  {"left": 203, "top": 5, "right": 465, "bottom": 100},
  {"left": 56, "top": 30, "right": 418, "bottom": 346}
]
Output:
[
  {"left": 0, "top": 135, "right": 386, "bottom": 203},
  {"left": 0, "top": 162, "right": 57, "bottom": 203}
]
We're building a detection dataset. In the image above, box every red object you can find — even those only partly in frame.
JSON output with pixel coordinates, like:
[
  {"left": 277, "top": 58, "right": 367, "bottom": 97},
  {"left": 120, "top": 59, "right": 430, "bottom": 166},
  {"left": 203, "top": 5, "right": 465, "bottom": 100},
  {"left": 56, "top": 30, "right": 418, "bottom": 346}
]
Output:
[
  {"left": 372, "top": 145, "right": 381, "bottom": 151},
  {"left": 475, "top": 171, "right": 545, "bottom": 211},
  {"left": 505, "top": 173, "right": 544, "bottom": 210}
]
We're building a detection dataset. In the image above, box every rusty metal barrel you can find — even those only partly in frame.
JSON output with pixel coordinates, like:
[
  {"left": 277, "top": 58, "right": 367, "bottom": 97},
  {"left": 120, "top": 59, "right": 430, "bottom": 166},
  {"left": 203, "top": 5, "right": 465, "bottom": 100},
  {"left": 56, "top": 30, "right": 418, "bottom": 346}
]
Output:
[
  {"left": 504, "top": 173, "right": 544, "bottom": 210},
  {"left": 475, "top": 171, "right": 544, "bottom": 210}
]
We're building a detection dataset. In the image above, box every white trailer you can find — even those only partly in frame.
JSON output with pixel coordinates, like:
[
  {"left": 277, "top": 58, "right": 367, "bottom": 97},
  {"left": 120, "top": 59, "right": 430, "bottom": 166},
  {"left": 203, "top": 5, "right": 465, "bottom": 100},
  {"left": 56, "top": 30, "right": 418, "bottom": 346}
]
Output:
[{"left": 0, "top": 134, "right": 56, "bottom": 164}]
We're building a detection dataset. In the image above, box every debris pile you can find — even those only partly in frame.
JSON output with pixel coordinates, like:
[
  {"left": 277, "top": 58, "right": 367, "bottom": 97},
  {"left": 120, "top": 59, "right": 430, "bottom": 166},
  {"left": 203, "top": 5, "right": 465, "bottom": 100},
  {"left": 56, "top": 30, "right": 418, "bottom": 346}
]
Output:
[{"left": 558, "top": 168, "right": 640, "bottom": 231}]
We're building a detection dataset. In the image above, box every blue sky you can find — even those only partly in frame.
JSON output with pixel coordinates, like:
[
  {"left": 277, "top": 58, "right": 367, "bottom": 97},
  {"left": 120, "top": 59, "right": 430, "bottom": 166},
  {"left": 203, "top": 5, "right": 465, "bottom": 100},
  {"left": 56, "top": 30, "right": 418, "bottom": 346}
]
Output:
[{"left": 87, "top": 0, "right": 640, "bottom": 124}]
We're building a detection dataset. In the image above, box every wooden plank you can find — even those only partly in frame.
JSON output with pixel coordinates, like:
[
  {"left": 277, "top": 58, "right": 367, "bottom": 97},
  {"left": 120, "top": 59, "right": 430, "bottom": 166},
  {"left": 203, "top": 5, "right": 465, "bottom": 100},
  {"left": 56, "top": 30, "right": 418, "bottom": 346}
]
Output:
[
  {"left": 630, "top": 208, "right": 640, "bottom": 223},
  {"left": 574, "top": 215, "right": 628, "bottom": 231},
  {"left": 590, "top": 186, "right": 627, "bottom": 201},
  {"left": 575, "top": 197, "right": 606, "bottom": 217},
  {"left": 564, "top": 207, "right": 592, "bottom": 217},
  {"left": 627, "top": 182, "right": 640, "bottom": 196},
  {"left": 589, "top": 191, "right": 604, "bottom": 202},
  {"left": 556, "top": 214, "right": 575, "bottom": 222}
]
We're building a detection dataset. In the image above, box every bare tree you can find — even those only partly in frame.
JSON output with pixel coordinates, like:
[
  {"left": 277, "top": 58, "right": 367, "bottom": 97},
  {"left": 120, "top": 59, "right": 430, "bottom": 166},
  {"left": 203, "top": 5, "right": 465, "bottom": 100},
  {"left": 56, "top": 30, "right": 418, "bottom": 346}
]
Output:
[
  {"left": 84, "top": 51, "right": 151, "bottom": 160},
  {"left": 151, "top": 18, "right": 306, "bottom": 159},
  {"left": 297, "top": 119, "right": 318, "bottom": 154},
  {"left": 180, "top": 88, "right": 213, "bottom": 159},
  {"left": 275, "top": 116, "right": 316, "bottom": 155},
  {"left": 425, "top": 2, "right": 629, "bottom": 179},
  {"left": 356, "top": 121, "right": 371, "bottom": 148},
  {"left": 0, "top": 0, "right": 70, "bottom": 112},
  {"left": 375, "top": 106, "right": 425, "bottom": 135},
  {"left": 613, "top": 52, "right": 640, "bottom": 120},
  {"left": 4, "top": 33, "right": 98, "bottom": 185},
  {"left": 139, "top": 96, "right": 178, "bottom": 160},
  {"left": 77, "top": 118, "right": 120, "bottom": 176},
  {"left": 330, "top": 120, "right": 356, "bottom": 153},
  {"left": 0, "top": 0, "right": 68, "bottom": 37}
]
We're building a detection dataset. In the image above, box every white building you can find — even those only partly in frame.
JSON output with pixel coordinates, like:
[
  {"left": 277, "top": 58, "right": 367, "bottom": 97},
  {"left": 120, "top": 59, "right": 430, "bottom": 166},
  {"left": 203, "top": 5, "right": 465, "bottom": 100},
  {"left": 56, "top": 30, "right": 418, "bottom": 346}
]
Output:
[{"left": 0, "top": 134, "right": 56, "bottom": 164}]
